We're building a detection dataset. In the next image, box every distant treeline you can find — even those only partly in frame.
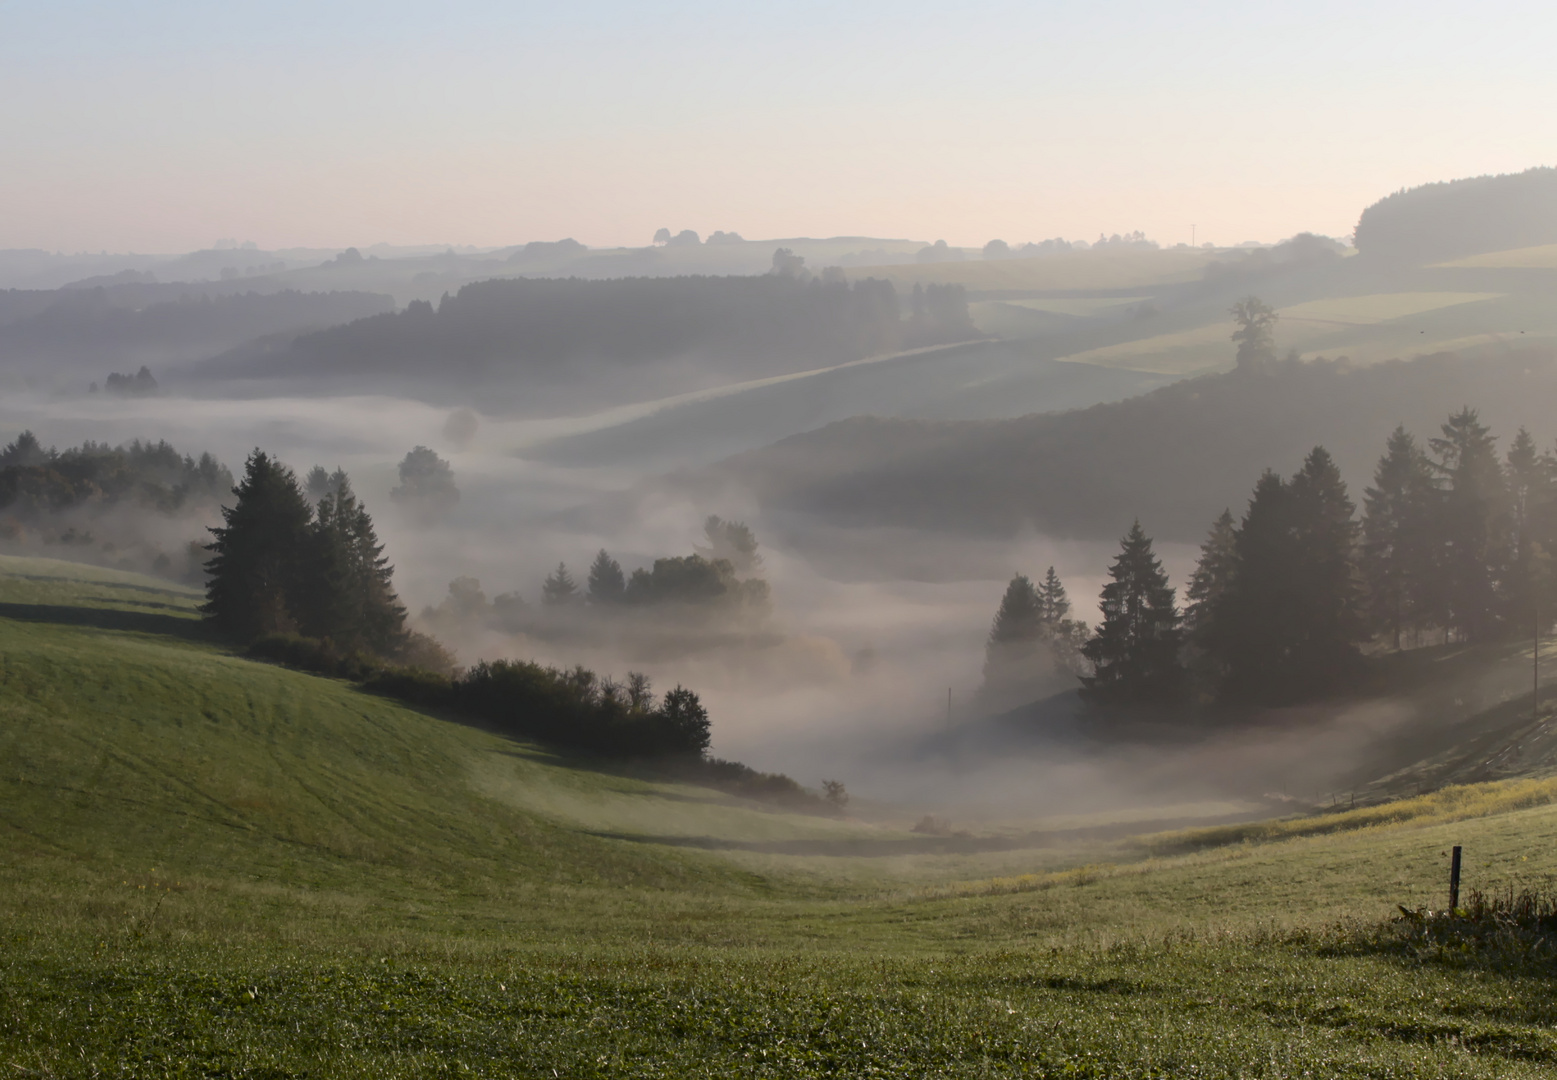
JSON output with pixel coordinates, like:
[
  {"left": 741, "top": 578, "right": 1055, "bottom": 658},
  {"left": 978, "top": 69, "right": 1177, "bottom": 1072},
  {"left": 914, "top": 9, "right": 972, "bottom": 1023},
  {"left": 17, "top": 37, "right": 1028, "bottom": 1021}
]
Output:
[
  {"left": 0, "top": 288, "right": 394, "bottom": 371},
  {"left": 1354, "top": 167, "right": 1557, "bottom": 262},
  {"left": 1002, "top": 407, "right": 1557, "bottom": 711},
  {"left": 0, "top": 430, "right": 235, "bottom": 581},
  {"left": 424, "top": 517, "right": 771, "bottom": 644},
  {"left": 211, "top": 275, "right": 974, "bottom": 408},
  {"left": 0, "top": 430, "right": 232, "bottom": 517}
]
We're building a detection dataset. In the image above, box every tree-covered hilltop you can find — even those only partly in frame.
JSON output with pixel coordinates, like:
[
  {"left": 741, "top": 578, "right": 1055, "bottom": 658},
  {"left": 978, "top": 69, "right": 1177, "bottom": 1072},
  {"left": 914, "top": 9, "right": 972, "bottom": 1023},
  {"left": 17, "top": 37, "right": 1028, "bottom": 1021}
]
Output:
[
  {"left": 1354, "top": 167, "right": 1557, "bottom": 262},
  {"left": 0, "top": 287, "right": 394, "bottom": 376},
  {"left": 200, "top": 274, "right": 976, "bottom": 411}
]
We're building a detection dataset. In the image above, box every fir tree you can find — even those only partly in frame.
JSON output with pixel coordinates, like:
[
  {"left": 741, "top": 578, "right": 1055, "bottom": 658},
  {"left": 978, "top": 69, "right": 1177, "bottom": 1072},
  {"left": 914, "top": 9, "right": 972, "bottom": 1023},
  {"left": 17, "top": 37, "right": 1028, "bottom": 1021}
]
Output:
[
  {"left": 542, "top": 562, "right": 580, "bottom": 606},
  {"left": 1216, "top": 471, "right": 1298, "bottom": 700},
  {"left": 979, "top": 573, "right": 1077, "bottom": 713},
  {"left": 1080, "top": 522, "right": 1183, "bottom": 706},
  {"left": 1037, "top": 567, "right": 1071, "bottom": 624},
  {"left": 587, "top": 549, "right": 626, "bottom": 604},
  {"left": 1361, "top": 427, "right": 1438, "bottom": 649},
  {"left": 1287, "top": 446, "right": 1362, "bottom": 667},
  {"left": 202, "top": 450, "right": 313, "bottom": 640},
  {"left": 1184, "top": 509, "right": 1238, "bottom": 686},
  {"left": 1429, "top": 408, "right": 1507, "bottom": 641},
  {"left": 1504, "top": 428, "right": 1554, "bottom": 632},
  {"left": 988, "top": 574, "right": 1042, "bottom": 646},
  {"left": 1217, "top": 449, "right": 1363, "bottom": 702}
]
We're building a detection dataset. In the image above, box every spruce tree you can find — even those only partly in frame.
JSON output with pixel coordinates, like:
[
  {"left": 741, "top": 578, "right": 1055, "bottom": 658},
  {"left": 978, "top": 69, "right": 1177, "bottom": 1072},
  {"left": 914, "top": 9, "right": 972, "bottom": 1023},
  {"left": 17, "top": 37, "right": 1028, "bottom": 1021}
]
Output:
[
  {"left": 292, "top": 474, "right": 408, "bottom": 655},
  {"left": 343, "top": 490, "right": 407, "bottom": 655},
  {"left": 1080, "top": 522, "right": 1183, "bottom": 706},
  {"left": 1184, "top": 509, "right": 1238, "bottom": 687},
  {"left": 1287, "top": 446, "right": 1362, "bottom": 670},
  {"left": 1429, "top": 408, "right": 1507, "bottom": 641},
  {"left": 979, "top": 574, "right": 1051, "bottom": 712},
  {"left": 1504, "top": 428, "right": 1554, "bottom": 632},
  {"left": 587, "top": 549, "right": 626, "bottom": 604},
  {"left": 1218, "top": 449, "right": 1363, "bottom": 702},
  {"left": 542, "top": 562, "right": 580, "bottom": 606},
  {"left": 1218, "top": 471, "right": 1299, "bottom": 700},
  {"left": 1185, "top": 510, "right": 1237, "bottom": 639},
  {"left": 202, "top": 450, "right": 313, "bottom": 641},
  {"left": 1361, "top": 427, "right": 1438, "bottom": 649},
  {"left": 1037, "top": 567, "right": 1071, "bottom": 624},
  {"left": 988, "top": 574, "right": 1042, "bottom": 646}
]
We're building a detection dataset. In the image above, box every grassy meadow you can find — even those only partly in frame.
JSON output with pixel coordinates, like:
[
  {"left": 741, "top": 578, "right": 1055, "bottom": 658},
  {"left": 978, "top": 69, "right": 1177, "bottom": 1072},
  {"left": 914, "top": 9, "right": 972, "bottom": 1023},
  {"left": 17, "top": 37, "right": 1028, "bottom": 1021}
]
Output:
[{"left": 6, "top": 556, "right": 1557, "bottom": 1076}]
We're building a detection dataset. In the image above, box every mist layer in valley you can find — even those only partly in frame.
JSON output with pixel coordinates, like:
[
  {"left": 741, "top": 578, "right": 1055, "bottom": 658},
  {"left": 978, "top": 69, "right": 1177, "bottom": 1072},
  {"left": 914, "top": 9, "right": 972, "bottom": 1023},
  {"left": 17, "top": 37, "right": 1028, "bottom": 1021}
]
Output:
[{"left": 6, "top": 168, "right": 1557, "bottom": 830}]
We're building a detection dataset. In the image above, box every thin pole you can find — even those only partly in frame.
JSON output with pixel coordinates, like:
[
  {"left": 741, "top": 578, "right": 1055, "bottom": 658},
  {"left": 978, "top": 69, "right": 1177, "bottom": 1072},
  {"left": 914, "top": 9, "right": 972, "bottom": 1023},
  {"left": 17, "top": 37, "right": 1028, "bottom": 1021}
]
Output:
[
  {"left": 1449, "top": 846, "right": 1462, "bottom": 912},
  {"left": 1535, "top": 601, "right": 1540, "bottom": 723}
]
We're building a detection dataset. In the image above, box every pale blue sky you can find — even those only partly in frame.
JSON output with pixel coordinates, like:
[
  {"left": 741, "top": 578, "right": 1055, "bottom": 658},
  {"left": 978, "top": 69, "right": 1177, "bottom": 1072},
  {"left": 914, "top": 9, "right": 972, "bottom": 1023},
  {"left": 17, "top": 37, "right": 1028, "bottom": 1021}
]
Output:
[{"left": 3, "top": 0, "right": 1553, "bottom": 251}]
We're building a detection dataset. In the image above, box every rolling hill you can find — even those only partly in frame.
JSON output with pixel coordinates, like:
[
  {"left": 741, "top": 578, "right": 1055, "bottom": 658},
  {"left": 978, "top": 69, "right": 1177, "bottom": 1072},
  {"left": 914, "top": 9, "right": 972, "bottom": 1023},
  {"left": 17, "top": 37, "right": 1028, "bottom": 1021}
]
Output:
[
  {"left": 709, "top": 346, "right": 1557, "bottom": 547},
  {"left": 8, "top": 556, "right": 1557, "bottom": 1073}
]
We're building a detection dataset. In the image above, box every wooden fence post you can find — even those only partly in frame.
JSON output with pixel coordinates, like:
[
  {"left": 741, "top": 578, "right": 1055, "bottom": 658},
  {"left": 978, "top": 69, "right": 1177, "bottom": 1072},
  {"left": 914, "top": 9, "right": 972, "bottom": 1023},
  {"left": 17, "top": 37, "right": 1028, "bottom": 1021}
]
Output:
[{"left": 1449, "top": 845, "right": 1462, "bottom": 912}]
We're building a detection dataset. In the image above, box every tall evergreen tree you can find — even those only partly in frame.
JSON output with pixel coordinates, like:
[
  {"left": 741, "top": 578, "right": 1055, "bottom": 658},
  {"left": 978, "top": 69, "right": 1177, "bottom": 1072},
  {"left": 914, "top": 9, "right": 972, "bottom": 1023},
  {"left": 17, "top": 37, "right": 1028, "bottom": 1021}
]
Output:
[
  {"left": 1504, "top": 428, "right": 1554, "bottom": 632},
  {"left": 988, "top": 574, "right": 1042, "bottom": 646},
  {"left": 1037, "top": 566, "right": 1071, "bottom": 624},
  {"left": 587, "top": 549, "right": 626, "bottom": 604},
  {"left": 1360, "top": 427, "right": 1439, "bottom": 649},
  {"left": 1216, "top": 449, "right": 1363, "bottom": 702},
  {"left": 1288, "top": 446, "right": 1362, "bottom": 662},
  {"left": 542, "top": 562, "right": 580, "bottom": 606},
  {"left": 1184, "top": 509, "right": 1238, "bottom": 689},
  {"left": 1429, "top": 408, "right": 1507, "bottom": 641},
  {"left": 1217, "top": 471, "right": 1300, "bottom": 700},
  {"left": 979, "top": 572, "right": 1078, "bottom": 713},
  {"left": 202, "top": 450, "right": 313, "bottom": 640},
  {"left": 1080, "top": 522, "right": 1183, "bottom": 706},
  {"left": 339, "top": 486, "right": 407, "bottom": 655},
  {"left": 1185, "top": 509, "right": 1237, "bottom": 641}
]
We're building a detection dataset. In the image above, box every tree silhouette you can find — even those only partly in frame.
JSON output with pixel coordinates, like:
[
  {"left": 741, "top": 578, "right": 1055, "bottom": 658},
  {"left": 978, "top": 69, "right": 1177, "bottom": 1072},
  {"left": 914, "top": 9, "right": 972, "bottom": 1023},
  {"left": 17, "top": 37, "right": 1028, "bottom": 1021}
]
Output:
[
  {"left": 1230, "top": 296, "right": 1278, "bottom": 370},
  {"left": 202, "top": 450, "right": 313, "bottom": 640},
  {"left": 1080, "top": 522, "right": 1183, "bottom": 706},
  {"left": 1429, "top": 408, "right": 1506, "bottom": 641},
  {"left": 1361, "top": 427, "right": 1438, "bottom": 649},
  {"left": 587, "top": 549, "right": 626, "bottom": 604},
  {"left": 391, "top": 446, "right": 459, "bottom": 518}
]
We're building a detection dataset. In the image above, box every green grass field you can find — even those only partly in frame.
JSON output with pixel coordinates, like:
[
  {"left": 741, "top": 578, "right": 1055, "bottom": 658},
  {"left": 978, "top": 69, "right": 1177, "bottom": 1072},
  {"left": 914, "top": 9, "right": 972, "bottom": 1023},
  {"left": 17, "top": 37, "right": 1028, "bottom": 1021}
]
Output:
[{"left": 6, "top": 556, "right": 1557, "bottom": 1076}]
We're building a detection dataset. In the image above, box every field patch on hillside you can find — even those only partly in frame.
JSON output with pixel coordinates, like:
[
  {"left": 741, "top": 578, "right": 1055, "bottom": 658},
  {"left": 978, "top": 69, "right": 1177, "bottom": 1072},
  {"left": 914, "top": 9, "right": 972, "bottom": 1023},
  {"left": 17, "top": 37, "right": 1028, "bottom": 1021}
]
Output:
[
  {"left": 1435, "top": 243, "right": 1557, "bottom": 269},
  {"left": 1057, "top": 292, "right": 1502, "bottom": 374}
]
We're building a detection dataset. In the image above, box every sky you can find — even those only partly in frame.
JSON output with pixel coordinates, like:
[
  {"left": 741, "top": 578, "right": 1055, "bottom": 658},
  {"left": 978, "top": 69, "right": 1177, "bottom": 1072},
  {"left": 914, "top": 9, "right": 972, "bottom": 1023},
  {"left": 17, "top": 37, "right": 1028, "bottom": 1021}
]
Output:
[{"left": 3, "top": 0, "right": 1554, "bottom": 253}]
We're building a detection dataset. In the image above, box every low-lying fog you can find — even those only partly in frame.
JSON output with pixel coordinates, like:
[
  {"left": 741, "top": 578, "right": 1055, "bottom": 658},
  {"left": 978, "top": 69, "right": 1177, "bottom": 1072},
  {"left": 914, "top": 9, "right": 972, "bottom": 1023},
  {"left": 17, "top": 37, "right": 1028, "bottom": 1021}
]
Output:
[{"left": 1, "top": 387, "right": 1444, "bottom": 825}]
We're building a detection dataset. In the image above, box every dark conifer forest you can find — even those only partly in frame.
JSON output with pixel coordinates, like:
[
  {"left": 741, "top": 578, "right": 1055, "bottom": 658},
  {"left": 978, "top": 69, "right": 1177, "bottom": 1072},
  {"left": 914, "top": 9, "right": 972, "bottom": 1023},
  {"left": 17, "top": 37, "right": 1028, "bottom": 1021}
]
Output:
[{"left": 984, "top": 405, "right": 1557, "bottom": 715}]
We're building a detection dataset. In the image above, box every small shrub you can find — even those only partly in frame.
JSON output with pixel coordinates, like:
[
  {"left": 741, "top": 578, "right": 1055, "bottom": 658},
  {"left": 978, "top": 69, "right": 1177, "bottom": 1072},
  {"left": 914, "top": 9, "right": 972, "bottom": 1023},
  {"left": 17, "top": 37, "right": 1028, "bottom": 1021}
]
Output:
[{"left": 247, "top": 634, "right": 381, "bottom": 681}]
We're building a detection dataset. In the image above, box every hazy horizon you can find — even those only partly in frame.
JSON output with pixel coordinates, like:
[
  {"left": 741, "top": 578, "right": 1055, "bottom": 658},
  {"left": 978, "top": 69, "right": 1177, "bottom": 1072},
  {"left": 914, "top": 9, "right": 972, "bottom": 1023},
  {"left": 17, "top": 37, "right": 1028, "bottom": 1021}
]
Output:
[{"left": 6, "top": 1, "right": 1555, "bottom": 253}]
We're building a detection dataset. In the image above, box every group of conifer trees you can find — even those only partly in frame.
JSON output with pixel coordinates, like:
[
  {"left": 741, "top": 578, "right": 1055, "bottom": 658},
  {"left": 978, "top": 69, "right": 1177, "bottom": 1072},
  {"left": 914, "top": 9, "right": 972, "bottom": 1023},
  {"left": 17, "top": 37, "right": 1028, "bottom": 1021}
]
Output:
[
  {"left": 987, "top": 407, "right": 1557, "bottom": 712},
  {"left": 203, "top": 450, "right": 408, "bottom": 657}
]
